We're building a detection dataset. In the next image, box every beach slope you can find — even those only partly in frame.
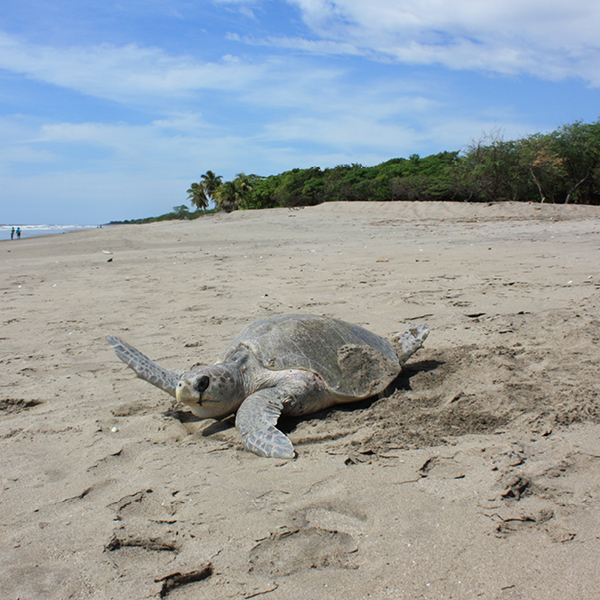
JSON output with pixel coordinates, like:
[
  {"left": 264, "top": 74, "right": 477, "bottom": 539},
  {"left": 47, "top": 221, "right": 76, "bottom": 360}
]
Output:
[{"left": 1, "top": 201, "right": 599, "bottom": 599}]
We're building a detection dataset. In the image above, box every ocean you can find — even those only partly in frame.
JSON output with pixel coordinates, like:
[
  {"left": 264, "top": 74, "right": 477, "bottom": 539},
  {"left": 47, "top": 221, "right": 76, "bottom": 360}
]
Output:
[{"left": 0, "top": 224, "right": 101, "bottom": 241}]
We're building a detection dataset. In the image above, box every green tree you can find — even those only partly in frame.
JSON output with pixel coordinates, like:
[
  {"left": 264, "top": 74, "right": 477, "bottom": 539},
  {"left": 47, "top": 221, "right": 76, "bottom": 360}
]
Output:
[
  {"left": 172, "top": 205, "right": 191, "bottom": 219},
  {"left": 215, "top": 180, "right": 238, "bottom": 212},
  {"left": 461, "top": 131, "right": 526, "bottom": 202},
  {"left": 519, "top": 134, "right": 565, "bottom": 203},
  {"left": 236, "top": 173, "right": 263, "bottom": 209},
  {"left": 550, "top": 121, "right": 600, "bottom": 204},
  {"left": 215, "top": 173, "right": 257, "bottom": 212},
  {"left": 200, "top": 170, "right": 223, "bottom": 206},
  {"left": 187, "top": 171, "right": 223, "bottom": 210},
  {"left": 186, "top": 182, "right": 209, "bottom": 210},
  {"left": 246, "top": 175, "right": 280, "bottom": 209}
]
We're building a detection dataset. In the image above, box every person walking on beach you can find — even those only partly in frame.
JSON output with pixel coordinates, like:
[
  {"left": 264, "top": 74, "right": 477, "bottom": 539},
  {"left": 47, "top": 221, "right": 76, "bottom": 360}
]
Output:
[
  {"left": 11, "top": 227, "right": 14, "bottom": 240},
  {"left": 16, "top": 227, "right": 21, "bottom": 239}
]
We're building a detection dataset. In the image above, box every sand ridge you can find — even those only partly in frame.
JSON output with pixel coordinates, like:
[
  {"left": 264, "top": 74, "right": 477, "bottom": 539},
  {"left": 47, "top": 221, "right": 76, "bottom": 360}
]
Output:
[{"left": 1, "top": 201, "right": 599, "bottom": 599}]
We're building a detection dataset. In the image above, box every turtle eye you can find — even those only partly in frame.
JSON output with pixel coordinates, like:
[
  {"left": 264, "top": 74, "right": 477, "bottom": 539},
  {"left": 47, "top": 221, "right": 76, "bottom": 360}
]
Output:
[{"left": 194, "top": 375, "right": 210, "bottom": 394}]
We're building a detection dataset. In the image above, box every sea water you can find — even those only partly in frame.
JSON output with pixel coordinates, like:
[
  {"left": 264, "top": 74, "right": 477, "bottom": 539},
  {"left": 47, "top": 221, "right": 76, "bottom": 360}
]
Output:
[{"left": 0, "top": 224, "right": 100, "bottom": 241}]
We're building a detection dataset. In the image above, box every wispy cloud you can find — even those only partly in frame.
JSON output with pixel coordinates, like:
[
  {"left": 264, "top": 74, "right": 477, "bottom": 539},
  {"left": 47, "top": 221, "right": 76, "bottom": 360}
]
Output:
[
  {"left": 274, "top": 0, "right": 600, "bottom": 84},
  {"left": 0, "top": 31, "right": 266, "bottom": 105},
  {"left": 227, "top": 32, "right": 364, "bottom": 56}
]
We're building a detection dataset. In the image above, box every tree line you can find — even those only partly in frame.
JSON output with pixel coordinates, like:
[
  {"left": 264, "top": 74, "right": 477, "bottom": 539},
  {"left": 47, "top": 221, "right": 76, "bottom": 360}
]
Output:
[{"left": 186, "top": 119, "right": 600, "bottom": 213}]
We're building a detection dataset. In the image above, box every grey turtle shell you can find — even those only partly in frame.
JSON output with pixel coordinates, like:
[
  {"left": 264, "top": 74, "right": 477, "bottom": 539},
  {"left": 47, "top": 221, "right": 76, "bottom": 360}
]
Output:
[{"left": 219, "top": 314, "right": 401, "bottom": 399}]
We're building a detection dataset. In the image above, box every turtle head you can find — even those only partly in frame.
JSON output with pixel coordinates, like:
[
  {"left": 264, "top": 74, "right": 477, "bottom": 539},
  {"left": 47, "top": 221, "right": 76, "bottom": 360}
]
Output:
[{"left": 176, "top": 363, "right": 245, "bottom": 419}]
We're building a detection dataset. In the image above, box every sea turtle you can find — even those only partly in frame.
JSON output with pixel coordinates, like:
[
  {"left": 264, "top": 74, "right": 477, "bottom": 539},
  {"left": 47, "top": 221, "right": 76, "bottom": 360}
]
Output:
[{"left": 108, "top": 314, "right": 428, "bottom": 458}]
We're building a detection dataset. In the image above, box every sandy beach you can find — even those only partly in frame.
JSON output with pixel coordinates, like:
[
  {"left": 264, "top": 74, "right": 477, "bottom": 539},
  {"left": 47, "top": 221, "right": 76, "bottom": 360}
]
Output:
[{"left": 1, "top": 201, "right": 600, "bottom": 599}]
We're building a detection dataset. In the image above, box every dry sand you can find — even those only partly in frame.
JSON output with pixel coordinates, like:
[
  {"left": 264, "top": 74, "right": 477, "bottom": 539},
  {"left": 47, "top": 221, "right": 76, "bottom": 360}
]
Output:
[{"left": 1, "top": 201, "right": 600, "bottom": 599}]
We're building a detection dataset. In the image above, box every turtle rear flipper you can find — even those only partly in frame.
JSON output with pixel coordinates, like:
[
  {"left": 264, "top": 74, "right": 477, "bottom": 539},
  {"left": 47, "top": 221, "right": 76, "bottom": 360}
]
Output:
[
  {"left": 394, "top": 324, "right": 429, "bottom": 365},
  {"left": 107, "top": 336, "right": 182, "bottom": 398},
  {"left": 235, "top": 389, "right": 295, "bottom": 459}
]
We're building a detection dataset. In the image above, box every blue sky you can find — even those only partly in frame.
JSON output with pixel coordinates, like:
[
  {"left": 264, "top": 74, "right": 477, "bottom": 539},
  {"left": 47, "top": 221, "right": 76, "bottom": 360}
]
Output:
[{"left": 1, "top": 0, "right": 600, "bottom": 224}]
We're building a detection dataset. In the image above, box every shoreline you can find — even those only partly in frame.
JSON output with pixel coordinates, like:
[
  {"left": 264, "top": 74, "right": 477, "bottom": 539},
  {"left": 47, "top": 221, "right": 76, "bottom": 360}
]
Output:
[{"left": 0, "top": 224, "right": 103, "bottom": 242}]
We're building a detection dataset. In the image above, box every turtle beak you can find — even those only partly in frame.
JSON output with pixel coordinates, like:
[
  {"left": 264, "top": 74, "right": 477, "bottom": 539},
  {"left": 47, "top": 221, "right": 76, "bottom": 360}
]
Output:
[
  {"left": 176, "top": 374, "right": 210, "bottom": 405},
  {"left": 176, "top": 380, "right": 196, "bottom": 404}
]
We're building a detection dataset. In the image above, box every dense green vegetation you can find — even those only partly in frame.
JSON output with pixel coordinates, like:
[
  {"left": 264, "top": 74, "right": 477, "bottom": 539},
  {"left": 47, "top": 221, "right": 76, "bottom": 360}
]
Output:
[
  {"left": 187, "top": 120, "right": 600, "bottom": 213},
  {"left": 113, "top": 119, "right": 600, "bottom": 223}
]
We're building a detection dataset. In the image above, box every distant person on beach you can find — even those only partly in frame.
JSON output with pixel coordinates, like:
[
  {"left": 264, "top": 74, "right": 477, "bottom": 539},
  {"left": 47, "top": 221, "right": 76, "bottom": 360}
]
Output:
[
  {"left": 11, "top": 227, "right": 14, "bottom": 240},
  {"left": 16, "top": 227, "right": 21, "bottom": 239}
]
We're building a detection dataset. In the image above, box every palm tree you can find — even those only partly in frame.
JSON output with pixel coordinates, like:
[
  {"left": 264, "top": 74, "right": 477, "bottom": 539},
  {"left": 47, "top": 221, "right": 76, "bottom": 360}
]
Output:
[
  {"left": 214, "top": 180, "right": 240, "bottom": 212},
  {"left": 186, "top": 182, "right": 208, "bottom": 211},
  {"left": 200, "top": 170, "right": 223, "bottom": 206},
  {"left": 234, "top": 172, "right": 251, "bottom": 209},
  {"left": 215, "top": 173, "right": 256, "bottom": 212}
]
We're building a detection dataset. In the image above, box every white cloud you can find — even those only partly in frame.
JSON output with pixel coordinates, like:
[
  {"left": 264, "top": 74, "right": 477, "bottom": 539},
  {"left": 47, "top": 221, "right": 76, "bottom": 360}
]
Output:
[
  {"left": 0, "top": 31, "right": 267, "bottom": 105},
  {"left": 283, "top": 0, "right": 600, "bottom": 84},
  {"left": 230, "top": 32, "right": 364, "bottom": 56},
  {"left": 213, "top": 0, "right": 259, "bottom": 19},
  {"left": 262, "top": 115, "right": 419, "bottom": 154}
]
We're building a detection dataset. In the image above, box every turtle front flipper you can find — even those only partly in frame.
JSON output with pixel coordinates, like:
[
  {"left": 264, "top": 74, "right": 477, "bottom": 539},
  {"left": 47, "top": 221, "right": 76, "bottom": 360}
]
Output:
[
  {"left": 107, "top": 336, "right": 182, "bottom": 398},
  {"left": 235, "top": 389, "right": 294, "bottom": 459}
]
